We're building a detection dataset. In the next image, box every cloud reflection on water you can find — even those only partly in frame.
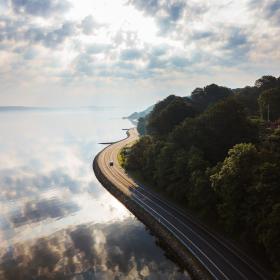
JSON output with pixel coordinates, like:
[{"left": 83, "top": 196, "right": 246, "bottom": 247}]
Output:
[
  {"left": 10, "top": 198, "right": 80, "bottom": 227},
  {"left": 0, "top": 219, "right": 189, "bottom": 279},
  {"left": 0, "top": 110, "right": 189, "bottom": 279}
]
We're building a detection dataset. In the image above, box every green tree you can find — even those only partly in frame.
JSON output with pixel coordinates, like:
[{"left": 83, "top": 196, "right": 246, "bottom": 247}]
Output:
[
  {"left": 258, "top": 87, "right": 280, "bottom": 121},
  {"left": 125, "top": 136, "right": 153, "bottom": 171},
  {"left": 186, "top": 147, "right": 216, "bottom": 218},
  {"left": 255, "top": 75, "right": 279, "bottom": 90},
  {"left": 153, "top": 143, "right": 177, "bottom": 192},
  {"left": 191, "top": 84, "right": 232, "bottom": 112},
  {"left": 147, "top": 95, "right": 196, "bottom": 138},
  {"left": 210, "top": 143, "right": 259, "bottom": 234},
  {"left": 234, "top": 86, "right": 261, "bottom": 117},
  {"left": 257, "top": 203, "right": 280, "bottom": 279},
  {"left": 171, "top": 98, "right": 258, "bottom": 163},
  {"left": 137, "top": 117, "right": 147, "bottom": 135}
]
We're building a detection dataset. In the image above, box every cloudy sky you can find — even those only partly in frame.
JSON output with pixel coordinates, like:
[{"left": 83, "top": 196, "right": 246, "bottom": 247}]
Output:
[{"left": 0, "top": 0, "right": 279, "bottom": 109}]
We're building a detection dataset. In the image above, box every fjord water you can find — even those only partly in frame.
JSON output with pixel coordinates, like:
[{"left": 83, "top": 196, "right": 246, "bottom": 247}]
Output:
[{"left": 0, "top": 108, "right": 189, "bottom": 279}]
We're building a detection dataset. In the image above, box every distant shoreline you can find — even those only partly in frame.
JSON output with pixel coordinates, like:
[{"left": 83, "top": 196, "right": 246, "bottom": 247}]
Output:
[{"left": 0, "top": 106, "right": 116, "bottom": 112}]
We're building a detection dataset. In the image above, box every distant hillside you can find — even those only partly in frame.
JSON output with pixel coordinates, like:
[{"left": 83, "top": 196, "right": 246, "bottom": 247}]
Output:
[{"left": 124, "top": 105, "right": 154, "bottom": 122}]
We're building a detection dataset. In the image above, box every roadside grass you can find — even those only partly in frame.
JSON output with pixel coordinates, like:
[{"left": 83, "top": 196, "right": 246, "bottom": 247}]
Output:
[
  {"left": 117, "top": 148, "right": 126, "bottom": 167},
  {"left": 117, "top": 140, "right": 138, "bottom": 168}
]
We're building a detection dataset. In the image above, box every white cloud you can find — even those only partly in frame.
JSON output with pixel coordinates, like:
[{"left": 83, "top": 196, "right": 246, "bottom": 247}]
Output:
[
  {"left": 11, "top": 0, "right": 71, "bottom": 17},
  {"left": 0, "top": 0, "right": 279, "bottom": 107}
]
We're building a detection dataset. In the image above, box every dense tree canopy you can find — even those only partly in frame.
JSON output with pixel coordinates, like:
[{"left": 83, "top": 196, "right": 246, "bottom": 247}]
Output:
[
  {"left": 137, "top": 117, "right": 147, "bottom": 135},
  {"left": 211, "top": 143, "right": 259, "bottom": 234},
  {"left": 127, "top": 75, "right": 280, "bottom": 278},
  {"left": 255, "top": 75, "right": 280, "bottom": 90},
  {"left": 146, "top": 95, "right": 196, "bottom": 137},
  {"left": 190, "top": 84, "right": 232, "bottom": 111},
  {"left": 258, "top": 87, "right": 280, "bottom": 121},
  {"left": 170, "top": 98, "right": 258, "bottom": 163},
  {"left": 234, "top": 86, "right": 260, "bottom": 116}
]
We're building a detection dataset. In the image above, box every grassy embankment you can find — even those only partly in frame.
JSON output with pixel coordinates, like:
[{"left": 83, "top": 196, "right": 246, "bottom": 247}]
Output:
[{"left": 117, "top": 141, "right": 137, "bottom": 167}]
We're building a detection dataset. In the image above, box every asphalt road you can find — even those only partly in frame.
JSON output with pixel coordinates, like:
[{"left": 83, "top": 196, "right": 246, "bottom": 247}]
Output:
[{"left": 96, "top": 128, "right": 271, "bottom": 280}]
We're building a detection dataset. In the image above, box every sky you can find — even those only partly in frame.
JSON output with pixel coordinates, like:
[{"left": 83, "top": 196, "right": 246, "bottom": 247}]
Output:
[{"left": 0, "top": 0, "right": 279, "bottom": 110}]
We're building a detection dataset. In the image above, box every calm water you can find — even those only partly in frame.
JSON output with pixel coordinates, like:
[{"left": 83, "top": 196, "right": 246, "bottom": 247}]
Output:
[{"left": 0, "top": 109, "right": 189, "bottom": 279}]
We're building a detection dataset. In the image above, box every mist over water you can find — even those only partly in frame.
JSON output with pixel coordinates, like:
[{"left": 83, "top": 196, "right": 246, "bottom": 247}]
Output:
[{"left": 0, "top": 109, "right": 189, "bottom": 279}]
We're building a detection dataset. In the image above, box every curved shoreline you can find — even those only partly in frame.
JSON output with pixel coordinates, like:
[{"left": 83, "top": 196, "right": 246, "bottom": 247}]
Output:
[{"left": 93, "top": 130, "right": 211, "bottom": 280}]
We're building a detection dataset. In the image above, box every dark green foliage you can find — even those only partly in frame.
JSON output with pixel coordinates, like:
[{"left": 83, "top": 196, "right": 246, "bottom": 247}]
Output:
[
  {"left": 170, "top": 98, "right": 258, "bottom": 163},
  {"left": 255, "top": 75, "right": 280, "bottom": 90},
  {"left": 211, "top": 140, "right": 280, "bottom": 274},
  {"left": 234, "top": 86, "right": 261, "bottom": 116},
  {"left": 262, "top": 128, "right": 280, "bottom": 156},
  {"left": 258, "top": 203, "right": 280, "bottom": 278},
  {"left": 211, "top": 143, "right": 259, "bottom": 234},
  {"left": 137, "top": 117, "right": 147, "bottom": 135},
  {"left": 185, "top": 147, "right": 216, "bottom": 217},
  {"left": 126, "top": 75, "right": 280, "bottom": 277},
  {"left": 146, "top": 95, "right": 196, "bottom": 138},
  {"left": 191, "top": 84, "right": 232, "bottom": 111},
  {"left": 232, "top": 76, "right": 280, "bottom": 118},
  {"left": 125, "top": 136, "right": 153, "bottom": 172},
  {"left": 258, "top": 87, "right": 280, "bottom": 121}
]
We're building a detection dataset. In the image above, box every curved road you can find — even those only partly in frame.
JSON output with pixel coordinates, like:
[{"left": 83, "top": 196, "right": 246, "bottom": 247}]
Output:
[{"left": 96, "top": 128, "right": 270, "bottom": 280}]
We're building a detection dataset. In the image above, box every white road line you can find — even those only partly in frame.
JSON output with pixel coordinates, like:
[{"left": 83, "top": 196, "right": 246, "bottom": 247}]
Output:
[
  {"left": 134, "top": 184, "right": 267, "bottom": 279},
  {"left": 131, "top": 187, "right": 249, "bottom": 280},
  {"left": 131, "top": 194, "right": 230, "bottom": 280}
]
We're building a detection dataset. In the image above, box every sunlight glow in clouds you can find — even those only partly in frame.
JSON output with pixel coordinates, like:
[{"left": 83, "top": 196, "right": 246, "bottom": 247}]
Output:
[
  {"left": 0, "top": 0, "right": 279, "bottom": 108},
  {"left": 68, "top": 0, "right": 159, "bottom": 43}
]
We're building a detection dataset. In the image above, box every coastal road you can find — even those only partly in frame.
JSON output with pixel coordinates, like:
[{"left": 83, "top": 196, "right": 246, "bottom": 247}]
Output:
[{"left": 96, "top": 128, "right": 270, "bottom": 280}]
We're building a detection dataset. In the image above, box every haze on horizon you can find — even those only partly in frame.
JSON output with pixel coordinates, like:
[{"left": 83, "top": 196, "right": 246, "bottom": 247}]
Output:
[{"left": 0, "top": 0, "right": 279, "bottom": 111}]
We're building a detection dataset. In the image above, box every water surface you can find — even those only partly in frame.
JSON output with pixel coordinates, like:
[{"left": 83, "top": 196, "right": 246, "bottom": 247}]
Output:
[{"left": 0, "top": 109, "right": 189, "bottom": 279}]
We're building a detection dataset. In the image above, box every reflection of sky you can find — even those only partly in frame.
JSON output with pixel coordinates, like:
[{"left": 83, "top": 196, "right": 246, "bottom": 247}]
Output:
[
  {"left": 0, "top": 109, "right": 189, "bottom": 279},
  {"left": 0, "top": 110, "right": 132, "bottom": 244},
  {"left": 0, "top": 219, "right": 189, "bottom": 279}
]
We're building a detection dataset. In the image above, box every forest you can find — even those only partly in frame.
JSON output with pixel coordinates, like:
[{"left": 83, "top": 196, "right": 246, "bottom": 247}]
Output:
[{"left": 124, "top": 75, "right": 280, "bottom": 279}]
